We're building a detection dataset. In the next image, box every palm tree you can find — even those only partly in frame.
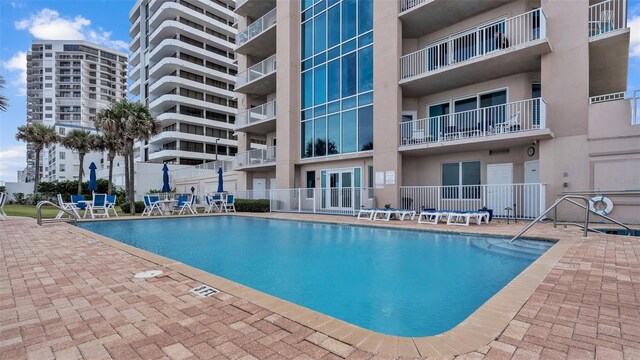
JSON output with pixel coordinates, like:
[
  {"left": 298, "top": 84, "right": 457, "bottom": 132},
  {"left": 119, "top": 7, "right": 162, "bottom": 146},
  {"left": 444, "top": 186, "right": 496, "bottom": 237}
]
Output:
[
  {"left": 95, "top": 99, "right": 160, "bottom": 214},
  {"left": 92, "top": 133, "right": 121, "bottom": 195},
  {"left": 0, "top": 75, "right": 8, "bottom": 111},
  {"left": 60, "top": 130, "right": 98, "bottom": 195},
  {"left": 15, "top": 123, "right": 58, "bottom": 193}
]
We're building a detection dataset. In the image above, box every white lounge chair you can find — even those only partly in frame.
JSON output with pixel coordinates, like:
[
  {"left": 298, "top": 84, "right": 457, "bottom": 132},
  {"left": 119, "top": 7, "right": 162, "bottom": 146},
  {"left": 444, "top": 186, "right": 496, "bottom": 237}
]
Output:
[
  {"left": 357, "top": 208, "right": 377, "bottom": 220},
  {"left": 221, "top": 194, "right": 236, "bottom": 213},
  {"left": 56, "top": 194, "right": 79, "bottom": 219},
  {"left": 417, "top": 210, "right": 451, "bottom": 224},
  {"left": 204, "top": 194, "right": 222, "bottom": 213},
  {"left": 173, "top": 195, "right": 197, "bottom": 215},
  {"left": 373, "top": 208, "right": 416, "bottom": 221},
  {"left": 0, "top": 193, "right": 7, "bottom": 220},
  {"left": 447, "top": 211, "right": 490, "bottom": 226},
  {"left": 142, "top": 195, "right": 162, "bottom": 216},
  {"left": 106, "top": 195, "right": 118, "bottom": 217}
]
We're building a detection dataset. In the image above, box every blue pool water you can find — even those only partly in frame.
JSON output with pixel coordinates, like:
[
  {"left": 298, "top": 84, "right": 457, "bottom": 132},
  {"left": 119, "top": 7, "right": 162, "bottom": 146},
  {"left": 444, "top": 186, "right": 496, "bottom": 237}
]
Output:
[{"left": 78, "top": 216, "right": 552, "bottom": 337}]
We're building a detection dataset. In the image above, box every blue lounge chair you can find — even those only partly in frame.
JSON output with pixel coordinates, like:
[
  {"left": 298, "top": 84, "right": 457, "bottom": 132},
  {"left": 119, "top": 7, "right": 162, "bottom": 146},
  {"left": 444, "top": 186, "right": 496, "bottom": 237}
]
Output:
[
  {"left": 89, "top": 193, "right": 109, "bottom": 218},
  {"left": 173, "top": 195, "right": 196, "bottom": 215},
  {"left": 222, "top": 194, "right": 236, "bottom": 213},
  {"left": 106, "top": 195, "right": 118, "bottom": 217}
]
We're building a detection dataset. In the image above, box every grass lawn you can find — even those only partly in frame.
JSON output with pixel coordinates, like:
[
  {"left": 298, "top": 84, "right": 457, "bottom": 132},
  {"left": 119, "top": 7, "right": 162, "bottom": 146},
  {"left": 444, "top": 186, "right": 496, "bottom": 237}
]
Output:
[{"left": 3, "top": 204, "right": 124, "bottom": 219}]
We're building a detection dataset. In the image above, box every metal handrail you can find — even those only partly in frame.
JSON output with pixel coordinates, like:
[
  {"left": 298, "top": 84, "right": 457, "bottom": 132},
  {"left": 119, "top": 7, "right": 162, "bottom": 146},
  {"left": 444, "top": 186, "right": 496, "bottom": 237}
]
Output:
[
  {"left": 509, "top": 195, "right": 630, "bottom": 243},
  {"left": 36, "top": 201, "right": 78, "bottom": 226}
]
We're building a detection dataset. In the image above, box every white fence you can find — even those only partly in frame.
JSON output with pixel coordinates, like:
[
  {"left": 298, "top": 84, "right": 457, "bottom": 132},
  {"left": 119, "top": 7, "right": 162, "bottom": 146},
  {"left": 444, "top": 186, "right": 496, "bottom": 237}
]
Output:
[
  {"left": 170, "top": 160, "right": 234, "bottom": 180},
  {"left": 399, "top": 0, "right": 427, "bottom": 13},
  {"left": 589, "top": 0, "right": 627, "bottom": 37},
  {"left": 400, "top": 184, "right": 546, "bottom": 219},
  {"left": 236, "top": 54, "right": 277, "bottom": 88},
  {"left": 400, "top": 9, "right": 546, "bottom": 79},
  {"left": 236, "top": 7, "right": 277, "bottom": 48},
  {"left": 235, "top": 100, "right": 277, "bottom": 128},
  {"left": 233, "top": 146, "right": 276, "bottom": 168},
  {"left": 268, "top": 188, "right": 375, "bottom": 216},
  {"left": 400, "top": 98, "right": 546, "bottom": 146}
]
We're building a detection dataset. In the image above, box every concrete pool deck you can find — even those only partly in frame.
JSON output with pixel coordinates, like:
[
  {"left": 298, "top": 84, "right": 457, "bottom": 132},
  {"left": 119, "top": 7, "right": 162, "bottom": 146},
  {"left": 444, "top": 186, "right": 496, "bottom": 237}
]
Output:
[{"left": 1, "top": 214, "right": 639, "bottom": 359}]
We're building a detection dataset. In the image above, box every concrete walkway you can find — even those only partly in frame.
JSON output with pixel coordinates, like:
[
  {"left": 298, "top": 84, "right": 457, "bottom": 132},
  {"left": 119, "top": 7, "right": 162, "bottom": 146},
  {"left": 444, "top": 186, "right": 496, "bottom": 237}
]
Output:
[{"left": 0, "top": 215, "right": 639, "bottom": 359}]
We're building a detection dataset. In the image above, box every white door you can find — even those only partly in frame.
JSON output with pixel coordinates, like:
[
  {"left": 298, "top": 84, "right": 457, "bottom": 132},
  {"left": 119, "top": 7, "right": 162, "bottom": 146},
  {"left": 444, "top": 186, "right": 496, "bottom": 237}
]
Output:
[
  {"left": 524, "top": 160, "right": 540, "bottom": 218},
  {"left": 486, "top": 163, "right": 513, "bottom": 218},
  {"left": 253, "top": 178, "right": 266, "bottom": 199},
  {"left": 325, "top": 170, "right": 353, "bottom": 212},
  {"left": 269, "top": 178, "right": 276, "bottom": 198}
]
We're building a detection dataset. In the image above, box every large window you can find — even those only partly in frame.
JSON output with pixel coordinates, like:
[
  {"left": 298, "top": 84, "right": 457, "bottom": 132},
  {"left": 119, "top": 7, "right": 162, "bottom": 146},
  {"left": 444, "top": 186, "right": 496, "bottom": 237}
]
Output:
[
  {"left": 301, "top": 0, "right": 373, "bottom": 158},
  {"left": 442, "top": 161, "right": 481, "bottom": 199},
  {"left": 306, "top": 171, "right": 316, "bottom": 198}
]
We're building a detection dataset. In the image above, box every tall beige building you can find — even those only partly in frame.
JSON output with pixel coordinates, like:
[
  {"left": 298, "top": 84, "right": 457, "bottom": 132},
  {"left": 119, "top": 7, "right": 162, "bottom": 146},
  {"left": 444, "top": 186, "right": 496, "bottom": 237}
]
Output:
[{"left": 233, "top": 0, "right": 639, "bottom": 223}]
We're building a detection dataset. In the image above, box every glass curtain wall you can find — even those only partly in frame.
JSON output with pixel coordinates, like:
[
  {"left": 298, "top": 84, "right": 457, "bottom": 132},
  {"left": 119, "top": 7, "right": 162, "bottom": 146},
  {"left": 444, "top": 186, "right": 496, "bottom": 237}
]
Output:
[{"left": 301, "top": 0, "right": 373, "bottom": 158}]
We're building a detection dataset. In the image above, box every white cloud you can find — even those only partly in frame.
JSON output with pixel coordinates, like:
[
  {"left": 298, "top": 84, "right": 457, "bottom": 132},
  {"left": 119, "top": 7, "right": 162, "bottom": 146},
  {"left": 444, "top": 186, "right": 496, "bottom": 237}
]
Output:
[
  {"left": 14, "top": 8, "right": 128, "bottom": 52},
  {"left": 0, "top": 145, "right": 26, "bottom": 183},
  {"left": 2, "top": 51, "right": 27, "bottom": 96},
  {"left": 630, "top": 15, "right": 640, "bottom": 58}
]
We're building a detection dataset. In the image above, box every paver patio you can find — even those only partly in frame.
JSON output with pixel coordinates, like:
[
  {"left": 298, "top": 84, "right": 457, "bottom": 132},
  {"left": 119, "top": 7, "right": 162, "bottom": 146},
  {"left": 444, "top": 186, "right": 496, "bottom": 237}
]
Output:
[{"left": 1, "top": 215, "right": 639, "bottom": 359}]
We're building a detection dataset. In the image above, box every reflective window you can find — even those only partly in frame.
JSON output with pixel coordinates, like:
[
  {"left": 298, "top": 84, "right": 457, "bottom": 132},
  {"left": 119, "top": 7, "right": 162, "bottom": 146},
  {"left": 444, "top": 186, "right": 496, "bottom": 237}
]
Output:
[
  {"left": 342, "top": 0, "right": 356, "bottom": 41},
  {"left": 314, "top": 12, "right": 326, "bottom": 54},
  {"left": 314, "top": 65, "right": 326, "bottom": 105},
  {"left": 302, "top": 71, "right": 313, "bottom": 109},
  {"left": 302, "top": 120, "right": 314, "bottom": 158},
  {"left": 358, "top": 105, "right": 373, "bottom": 151},
  {"left": 342, "top": 110, "right": 357, "bottom": 153},
  {"left": 328, "top": 114, "right": 340, "bottom": 155},
  {"left": 358, "top": 45, "right": 372, "bottom": 92},
  {"left": 314, "top": 117, "right": 327, "bottom": 156},
  {"left": 341, "top": 52, "right": 356, "bottom": 97}
]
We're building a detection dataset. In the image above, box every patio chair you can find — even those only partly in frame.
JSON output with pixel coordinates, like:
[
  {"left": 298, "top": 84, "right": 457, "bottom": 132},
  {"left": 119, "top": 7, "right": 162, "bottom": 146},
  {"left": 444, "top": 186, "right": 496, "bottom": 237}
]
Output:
[
  {"left": 56, "top": 194, "right": 79, "bottom": 219},
  {"left": 142, "top": 195, "right": 162, "bottom": 216},
  {"left": 0, "top": 193, "right": 7, "bottom": 221},
  {"left": 89, "top": 193, "right": 109, "bottom": 218},
  {"left": 106, "top": 195, "right": 118, "bottom": 217},
  {"left": 70, "top": 195, "right": 89, "bottom": 218},
  {"left": 373, "top": 208, "right": 416, "bottom": 221},
  {"left": 204, "top": 194, "right": 221, "bottom": 213},
  {"left": 417, "top": 209, "right": 451, "bottom": 224},
  {"left": 594, "top": 10, "right": 615, "bottom": 35},
  {"left": 357, "top": 208, "right": 378, "bottom": 220},
  {"left": 446, "top": 210, "right": 490, "bottom": 226},
  {"left": 173, "top": 195, "right": 197, "bottom": 215},
  {"left": 222, "top": 194, "right": 236, "bottom": 213},
  {"left": 494, "top": 112, "right": 520, "bottom": 133}
]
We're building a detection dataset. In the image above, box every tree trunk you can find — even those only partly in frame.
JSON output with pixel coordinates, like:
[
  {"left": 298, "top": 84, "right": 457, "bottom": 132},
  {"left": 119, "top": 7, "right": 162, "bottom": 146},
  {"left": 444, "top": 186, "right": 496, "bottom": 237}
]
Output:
[
  {"left": 107, "top": 153, "right": 114, "bottom": 195},
  {"left": 128, "top": 144, "right": 135, "bottom": 215},
  {"left": 123, "top": 146, "right": 130, "bottom": 202},
  {"left": 33, "top": 147, "right": 41, "bottom": 194},
  {"left": 77, "top": 153, "right": 84, "bottom": 195}
]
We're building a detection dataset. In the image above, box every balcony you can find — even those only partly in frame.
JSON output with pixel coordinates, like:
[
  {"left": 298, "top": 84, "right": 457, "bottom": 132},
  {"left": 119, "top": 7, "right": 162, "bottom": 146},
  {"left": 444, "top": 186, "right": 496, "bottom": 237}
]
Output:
[
  {"left": 235, "top": 54, "right": 277, "bottom": 95},
  {"left": 235, "top": 8, "right": 277, "bottom": 58},
  {"left": 588, "top": 91, "right": 640, "bottom": 139},
  {"left": 399, "top": 9, "right": 550, "bottom": 97},
  {"left": 235, "top": 0, "right": 276, "bottom": 19},
  {"left": 234, "top": 146, "right": 276, "bottom": 170},
  {"left": 399, "top": 0, "right": 512, "bottom": 38},
  {"left": 399, "top": 98, "right": 553, "bottom": 154},
  {"left": 588, "top": 0, "right": 629, "bottom": 96},
  {"left": 235, "top": 100, "right": 277, "bottom": 133}
]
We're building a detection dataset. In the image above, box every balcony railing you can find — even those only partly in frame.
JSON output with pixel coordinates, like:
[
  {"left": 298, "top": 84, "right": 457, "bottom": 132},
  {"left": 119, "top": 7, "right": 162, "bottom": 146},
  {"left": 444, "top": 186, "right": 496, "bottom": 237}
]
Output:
[
  {"left": 236, "top": 54, "right": 277, "bottom": 88},
  {"left": 170, "top": 160, "right": 234, "bottom": 180},
  {"left": 399, "top": 0, "right": 428, "bottom": 13},
  {"left": 400, "top": 184, "right": 547, "bottom": 219},
  {"left": 400, "top": 9, "right": 546, "bottom": 80},
  {"left": 236, "top": 100, "right": 276, "bottom": 128},
  {"left": 589, "top": 0, "right": 626, "bottom": 37},
  {"left": 236, "top": 7, "right": 276, "bottom": 48},
  {"left": 234, "top": 146, "right": 276, "bottom": 168},
  {"left": 400, "top": 98, "right": 546, "bottom": 147}
]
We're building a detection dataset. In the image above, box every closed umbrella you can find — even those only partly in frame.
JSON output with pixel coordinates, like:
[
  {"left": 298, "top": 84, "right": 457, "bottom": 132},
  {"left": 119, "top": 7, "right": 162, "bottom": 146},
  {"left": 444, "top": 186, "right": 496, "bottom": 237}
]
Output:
[
  {"left": 162, "top": 164, "right": 171, "bottom": 193},
  {"left": 217, "top": 166, "right": 224, "bottom": 193},
  {"left": 88, "top": 162, "right": 97, "bottom": 192}
]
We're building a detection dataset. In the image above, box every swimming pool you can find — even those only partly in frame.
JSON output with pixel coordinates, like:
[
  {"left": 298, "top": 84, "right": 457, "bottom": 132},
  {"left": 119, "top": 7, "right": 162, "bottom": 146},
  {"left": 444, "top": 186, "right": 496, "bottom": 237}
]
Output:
[{"left": 78, "top": 216, "right": 552, "bottom": 337}]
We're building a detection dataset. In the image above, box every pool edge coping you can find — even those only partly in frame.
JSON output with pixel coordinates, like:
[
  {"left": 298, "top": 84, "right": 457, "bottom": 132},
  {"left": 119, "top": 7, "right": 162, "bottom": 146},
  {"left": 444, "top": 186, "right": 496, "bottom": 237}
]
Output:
[{"left": 69, "top": 214, "right": 574, "bottom": 358}]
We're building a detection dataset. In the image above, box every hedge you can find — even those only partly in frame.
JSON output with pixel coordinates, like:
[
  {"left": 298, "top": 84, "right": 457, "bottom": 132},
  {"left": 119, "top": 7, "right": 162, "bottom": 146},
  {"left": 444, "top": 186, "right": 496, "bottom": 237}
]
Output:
[
  {"left": 235, "top": 199, "right": 270, "bottom": 212},
  {"left": 120, "top": 201, "right": 145, "bottom": 214}
]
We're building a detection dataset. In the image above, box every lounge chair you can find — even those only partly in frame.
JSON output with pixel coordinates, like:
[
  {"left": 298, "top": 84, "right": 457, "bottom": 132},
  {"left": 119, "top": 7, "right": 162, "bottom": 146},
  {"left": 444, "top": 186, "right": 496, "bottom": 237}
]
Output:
[
  {"left": 417, "top": 210, "right": 451, "bottom": 224},
  {"left": 89, "top": 194, "right": 109, "bottom": 218},
  {"left": 373, "top": 208, "right": 416, "bottom": 221},
  {"left": 142, "top": 195, "right": 162, "bottom": 216},
  {"left": 204, "top": 194, "right": 221, "bottom": 213},
  {"left": 70, "top": 195, "right": 89, "bottom": 218},
  {"left": 357, "top": 208, "right": 378, "bottom": 220},
  {"left": 447, "top": 211, "right": 490, "bottom": 226},
  {"left": 222, "top": 194, "right": 236, "bottom": 213},
  {"left": 56, "top": 194, "right": 79, "bottom": 219},
  {"left": 173, "top": 195, "right": 197, "bottom": 215},
  {"left": 0, "top": 193, "right": 7, "bottom": 220},
  {"left": 106, "top": 195, "right": 118, "bottom": 217}
]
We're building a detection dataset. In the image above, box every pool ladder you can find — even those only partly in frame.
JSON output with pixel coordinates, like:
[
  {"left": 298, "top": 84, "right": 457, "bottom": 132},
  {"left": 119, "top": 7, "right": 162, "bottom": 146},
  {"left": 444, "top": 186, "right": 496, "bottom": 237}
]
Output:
[
  {"left": 509, "top": 195, "right": 630, "bottom": 243},
  {"left": 36, "top": 201, "right": 79, "bottom": 226}
]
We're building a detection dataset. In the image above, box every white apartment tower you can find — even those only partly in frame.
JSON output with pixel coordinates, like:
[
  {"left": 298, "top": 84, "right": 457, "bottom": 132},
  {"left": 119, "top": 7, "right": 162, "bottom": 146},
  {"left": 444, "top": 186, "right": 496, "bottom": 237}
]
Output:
[
  {"left": 25, "top": 40, "right": 128, "bottom": 182},
  {"left": 129, "top": 0, "right": 239, "bottom": 166}
]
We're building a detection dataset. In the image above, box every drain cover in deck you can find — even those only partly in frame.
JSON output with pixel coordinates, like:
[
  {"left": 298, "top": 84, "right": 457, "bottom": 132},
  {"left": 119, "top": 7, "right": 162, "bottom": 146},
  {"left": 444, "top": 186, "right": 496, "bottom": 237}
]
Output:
[
  {"left": 134, "top": 270, "right": 163, "bottom": 279},
  {"left": 191, "top": 285, "right": 219, "bottom": 297}
]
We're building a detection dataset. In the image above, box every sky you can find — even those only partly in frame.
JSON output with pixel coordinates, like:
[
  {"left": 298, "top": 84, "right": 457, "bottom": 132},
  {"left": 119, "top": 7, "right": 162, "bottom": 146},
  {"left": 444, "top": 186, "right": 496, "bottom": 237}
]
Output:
[{"left": 1, "top": 0, "right": 640, "bottom": 183}]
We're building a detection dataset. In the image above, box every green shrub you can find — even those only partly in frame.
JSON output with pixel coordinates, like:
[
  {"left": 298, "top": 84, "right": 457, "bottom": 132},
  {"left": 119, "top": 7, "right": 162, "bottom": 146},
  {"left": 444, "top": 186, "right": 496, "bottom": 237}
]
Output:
[
  {"left": 12, "top": 193, "right": 27, "bottom": 205},
  {"left": 235, "top": 199, "right": 270, "bottom": 212},
  {"left": 120, "top": 201, "right": 145, "bottom": 214},
  {"left": 0, "top": 185, "right": 5, "bottom": 193}
]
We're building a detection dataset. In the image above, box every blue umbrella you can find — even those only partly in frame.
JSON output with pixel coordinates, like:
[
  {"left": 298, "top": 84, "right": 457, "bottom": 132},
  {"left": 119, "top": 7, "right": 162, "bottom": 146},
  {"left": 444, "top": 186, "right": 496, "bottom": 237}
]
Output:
[
  {"left": 217, "top": 166, "right": 224, "bottom": 193},
  {"left": 162, "top": 164, "right": 171, "bottom": 192},
  {"left": 88, "top": 162, "right": 97, "bottom": 192}
]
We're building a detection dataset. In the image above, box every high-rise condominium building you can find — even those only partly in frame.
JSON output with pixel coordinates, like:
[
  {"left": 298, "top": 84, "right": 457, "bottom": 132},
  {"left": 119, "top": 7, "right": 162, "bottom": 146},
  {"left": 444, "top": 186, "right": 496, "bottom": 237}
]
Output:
[
  {"left": 129, "top": 0, "right": 239, "bottom": 166},
  {"left": 25, "top": 40, "right": 128, "bottom": 182},
  {"left": 233, "top": 0, "right": 639, "bottom": 223}
]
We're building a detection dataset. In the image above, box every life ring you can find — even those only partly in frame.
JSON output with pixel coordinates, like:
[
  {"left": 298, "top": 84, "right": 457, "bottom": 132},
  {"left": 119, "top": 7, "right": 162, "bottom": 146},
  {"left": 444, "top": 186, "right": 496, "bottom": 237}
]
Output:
[{"left": 589, "top": 196, "right": 614, "bottom": 216}]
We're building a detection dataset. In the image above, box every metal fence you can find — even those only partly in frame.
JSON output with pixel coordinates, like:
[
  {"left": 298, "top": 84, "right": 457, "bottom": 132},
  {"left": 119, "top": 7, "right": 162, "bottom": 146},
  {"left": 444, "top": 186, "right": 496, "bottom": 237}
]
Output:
[{"left": 236, "top": 7, "right": 277, "bottom": 48}]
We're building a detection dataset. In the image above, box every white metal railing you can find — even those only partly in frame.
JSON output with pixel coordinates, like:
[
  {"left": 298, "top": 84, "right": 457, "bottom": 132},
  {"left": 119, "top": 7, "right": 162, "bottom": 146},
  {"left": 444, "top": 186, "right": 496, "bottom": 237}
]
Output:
[
  {"left": 399, "top": 0, "right": 428, "bottom": 13},
  {"left": 236, "top": 54, "right": 277, "bottom": 88},
  {"left": 268, "top": 188, "right": 375, "bottom": 215},
  {"left": 589, "top": 92, "right": 625, "bottom": 104},
  {"left": 634, "top": 90, "right": 640, "bottom": 125},
  {"left": 400, "top": 184, "right": 547, "bottom": 219},
  {"left": 233, "top": 146, "right": 276, "bottom": 168},
  {"left": 589, "top": 0, "right": 627, "bottom": 37},
  {"left": 400, "top": 98, "right": 546, "bottom": 146},
  {"left": 236, "top": 7, "right": 277, "bottom": 48},
  {"left": 400, "top": 9, "right": 546, "bottom": 80},
  {"left": 236, "top": 100, "right": 277, "bottom": 128},
  {"left": 170, "top": 160, "right": 234, "bottom": 180}
]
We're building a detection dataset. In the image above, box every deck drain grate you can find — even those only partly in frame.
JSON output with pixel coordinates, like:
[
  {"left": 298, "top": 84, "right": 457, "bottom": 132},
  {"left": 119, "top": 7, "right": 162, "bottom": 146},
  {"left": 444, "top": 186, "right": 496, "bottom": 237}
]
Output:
[
  {"left": 191, "top": 285, "right": 219, "bottom": 297},
  {"left": 134, "top": 270, "right": 163, "bottom": 279},
  {"left": 557, "top": 262, "right": 579, "bottom": 269}
]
